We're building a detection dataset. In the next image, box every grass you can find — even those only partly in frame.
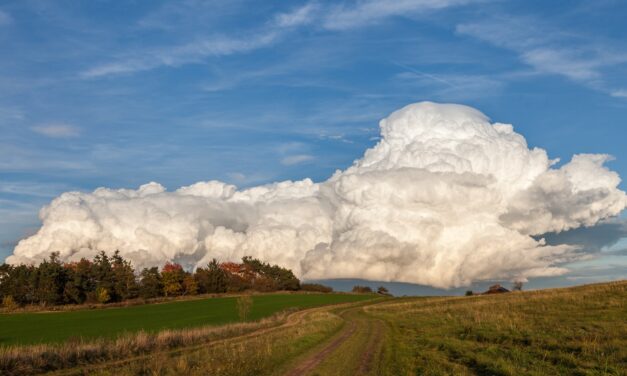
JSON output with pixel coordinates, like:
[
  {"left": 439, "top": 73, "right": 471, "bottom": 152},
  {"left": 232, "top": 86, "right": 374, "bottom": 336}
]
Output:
[
  {"left": 0, "top": 293, "right": 374, "bottom": 345},
  {"left": 2, "top": 281, "right": 624, "bottom": 375},
  {"left": 368, "top": 280, "right": 627, "bottom": 375},
  {"left": 90, "top": 310, "right": 346, "bottom": 376}
]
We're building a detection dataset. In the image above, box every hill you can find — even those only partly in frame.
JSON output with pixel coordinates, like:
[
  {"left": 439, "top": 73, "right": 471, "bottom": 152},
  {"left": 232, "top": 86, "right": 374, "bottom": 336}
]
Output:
[{"left": 0, "top": 280, "right": 624, "bottom": 375}]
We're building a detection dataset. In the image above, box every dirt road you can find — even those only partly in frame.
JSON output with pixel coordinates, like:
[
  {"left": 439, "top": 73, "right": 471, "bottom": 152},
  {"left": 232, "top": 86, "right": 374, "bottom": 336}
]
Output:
[{"left": 282, "top": 302, "right": 387, "bottom": 376}]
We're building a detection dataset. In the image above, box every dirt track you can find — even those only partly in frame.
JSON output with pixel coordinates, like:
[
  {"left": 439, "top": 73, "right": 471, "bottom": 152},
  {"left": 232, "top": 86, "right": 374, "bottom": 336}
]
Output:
[
  {"left": 45, "top": 300, "right": 374, "bottom": 376},
  {"left": 282, "top": 301, "right": 387, "bottom": 376}
]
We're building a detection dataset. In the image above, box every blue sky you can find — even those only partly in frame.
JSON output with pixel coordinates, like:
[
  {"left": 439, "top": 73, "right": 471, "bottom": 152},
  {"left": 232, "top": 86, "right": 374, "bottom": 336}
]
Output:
[{"left": 1, "top": 0, "right": 626, "bottom": 288}]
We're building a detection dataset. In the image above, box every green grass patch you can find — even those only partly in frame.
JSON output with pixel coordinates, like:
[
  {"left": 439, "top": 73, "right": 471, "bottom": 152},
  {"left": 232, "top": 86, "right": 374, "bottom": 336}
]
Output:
[
  {"left": 367, "top": 281, "right": 627, "bottom": 375},
  {"left": 0, "top": 293, "right": 374, "bottom": 345}
]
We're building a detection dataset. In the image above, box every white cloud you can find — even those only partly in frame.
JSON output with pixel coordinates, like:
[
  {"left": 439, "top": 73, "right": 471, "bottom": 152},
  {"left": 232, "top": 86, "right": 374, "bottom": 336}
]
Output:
[
  {"left": 81, "top": 32, "right": 279, "bottom": 78},
  {"left": 9, "top": 102, "right": 626, "bottom": 288},
  {"left": 611, "top": 89, "right": 627, "bottom": 98},
  {"left": 82, "top": 0, "right": 479, "bottom": 78},
  {"left": 281, "top": 154, "right": 314, "bottom": 165},
  {"left": 274, "top": 3, "right": 318, "bottom": 28},
  {"left": 456, "top": 18, "right": 627, "bottom": 95},
  {"left": 323, "top": 0, "right": 475, "bottom": 30},
  {"left": 31, "top": 123, "right": 81, "bottom": 138},
  {"left": 0, "top": 9, "right": 12, "bottom": 26}
]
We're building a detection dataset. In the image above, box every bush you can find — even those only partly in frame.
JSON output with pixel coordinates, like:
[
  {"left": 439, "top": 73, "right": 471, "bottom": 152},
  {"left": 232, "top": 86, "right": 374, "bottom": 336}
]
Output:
[
  {"left": 351, "top": 285, "right": 373, "bottom": 294},
  {"left": 377, "top": 286, "right": 390, "bottom": 295},
  {"left": 465, "top": 290, "right": 473, "bottom": 296},
  {"left": 300, "top": 283, "right": 333, "bottom": 293},
  {"left": 236, "top": 295, "right": 253, "bottom": 321},
  {"left": 96, "top": 287, "right": 111, "bottom": 304},
  {"left": 2, "top": 295, "right": 17, "bottom": 311}
]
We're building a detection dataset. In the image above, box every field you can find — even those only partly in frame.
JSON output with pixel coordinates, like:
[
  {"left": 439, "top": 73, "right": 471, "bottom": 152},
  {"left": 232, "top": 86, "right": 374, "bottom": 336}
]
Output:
[
  {"left": 1, "top": 281, "right": 625, "bottom": 375},
  {"left": 0, "top": 293, "right": 374, "bottom": 345}
]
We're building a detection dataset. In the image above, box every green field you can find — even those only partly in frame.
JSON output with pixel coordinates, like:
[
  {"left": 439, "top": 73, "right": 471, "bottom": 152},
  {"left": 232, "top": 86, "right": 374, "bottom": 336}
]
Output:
[{"left": 0, "top": 293, "right": 373, "bottom": 345}]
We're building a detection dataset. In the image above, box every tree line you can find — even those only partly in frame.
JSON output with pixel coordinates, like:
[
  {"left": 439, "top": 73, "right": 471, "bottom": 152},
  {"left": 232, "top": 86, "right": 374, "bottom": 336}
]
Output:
[{"left": 0, "top": 252, "right": 330, "bottom": 308}]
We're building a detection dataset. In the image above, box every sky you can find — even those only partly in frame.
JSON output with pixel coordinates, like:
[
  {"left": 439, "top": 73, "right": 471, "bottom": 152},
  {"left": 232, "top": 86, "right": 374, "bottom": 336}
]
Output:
[{"left": 1, "top": 0, "right": 626, "bottom": 292}]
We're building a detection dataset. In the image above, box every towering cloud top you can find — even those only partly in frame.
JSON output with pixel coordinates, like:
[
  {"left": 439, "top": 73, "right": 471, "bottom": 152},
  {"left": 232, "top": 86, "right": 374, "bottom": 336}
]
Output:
[{"left": 8, "top": 102, "right": 626, "bottom": 288}]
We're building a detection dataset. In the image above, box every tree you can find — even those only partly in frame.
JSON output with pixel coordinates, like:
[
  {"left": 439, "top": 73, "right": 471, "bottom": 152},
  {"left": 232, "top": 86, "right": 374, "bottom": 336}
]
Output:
[
  {"left": 377, "top": 286, "right": 390, "bottom": 295},
  {"left": 112, "top": 251, "right": 138, "bottom": 301},
  {"left": 35, "top": 252, "right": 68, "bottom": 305},
  {"left": 139, "top": 267, "right": 163, "bottom": 299},
  {"left": 236, "top": 295, "right": 253, "bottom": 321},
  {"left": 241, "top": 256, "right": 300, "bottom": 291},
  {"left": 300, "top": 283, "right": 333, "bottom": 293},
  {"left": 512, "top": 281, "right": 524, "bottom": 291},
  {"left": 162, "top": 262, "right": 184, "bottom": 297},
  {"left": 183, "top": 275, "right": 198, "bottom": 295},
  {"left": 195, "top": 259, "right": 228, "bottom": 294},
  {"left": 63, "top": 259, "right": 95, "bottom": 304},
  {"left": 352, "top": 285, "right": 373, "bottom": 294},
  {"left": 91, "top": 251, "right": 116, "bottom": 302},
  {"left": 0, "top": 264, "right": 37, "bottom": 305},
  {"left": 465, "top": 290, "right": 473, "bottom": 296}
]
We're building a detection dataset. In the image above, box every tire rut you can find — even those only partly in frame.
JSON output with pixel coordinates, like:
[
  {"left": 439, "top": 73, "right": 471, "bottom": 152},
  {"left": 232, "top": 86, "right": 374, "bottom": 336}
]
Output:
[{"left": 283, "top": 321, "right": 358, "bottom": 376}]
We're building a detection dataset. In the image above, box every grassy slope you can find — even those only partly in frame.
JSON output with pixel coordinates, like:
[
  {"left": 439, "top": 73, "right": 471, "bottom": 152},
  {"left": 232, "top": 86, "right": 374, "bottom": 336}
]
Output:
[
  {"left": 0, "top": 293, "right": 373, "bottom": 345},
  {"left": 369, "top": 281, "right": 627, "bottom": 375}
]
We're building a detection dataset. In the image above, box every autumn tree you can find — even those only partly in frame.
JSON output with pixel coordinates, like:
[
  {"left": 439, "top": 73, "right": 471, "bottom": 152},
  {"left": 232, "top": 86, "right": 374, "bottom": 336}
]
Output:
[
  {"left": 183, "top": 275, "right": 198, "bottom": 295},
  {"left": 161, "top": 262, "right": 185, "bottom": 297}
]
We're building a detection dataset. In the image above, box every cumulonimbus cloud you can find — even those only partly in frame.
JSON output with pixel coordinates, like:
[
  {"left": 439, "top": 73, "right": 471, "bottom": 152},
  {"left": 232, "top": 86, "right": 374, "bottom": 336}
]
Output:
[{"left": 8, "top": 102, "right": 626, "bottom": 288}]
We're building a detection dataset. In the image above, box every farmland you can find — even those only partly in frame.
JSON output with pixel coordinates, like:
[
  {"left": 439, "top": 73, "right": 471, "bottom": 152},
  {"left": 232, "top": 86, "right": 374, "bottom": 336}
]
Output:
[
  {"left": 0, "top": 293, "right": 374, "bottom": 345},
  {"left": 1, "top": 281, "right": 625, "bottom": 375}
]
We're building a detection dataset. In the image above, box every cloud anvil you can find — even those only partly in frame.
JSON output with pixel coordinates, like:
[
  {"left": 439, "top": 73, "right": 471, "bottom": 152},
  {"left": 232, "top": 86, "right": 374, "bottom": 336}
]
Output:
[{"left": 8, "top": 102, "right": 626, "bottom": 288}]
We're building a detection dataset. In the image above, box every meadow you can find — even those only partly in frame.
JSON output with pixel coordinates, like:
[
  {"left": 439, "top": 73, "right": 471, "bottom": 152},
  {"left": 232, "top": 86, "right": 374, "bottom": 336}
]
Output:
[
  {"left": 370, "top": 280, "right": 627, "bottom": 375},
  {"left": 1, "top": 281, "right": 624, "bottom": 375},
  {"left": 0, "top": 293, "right": 373, "bottom": 345}
]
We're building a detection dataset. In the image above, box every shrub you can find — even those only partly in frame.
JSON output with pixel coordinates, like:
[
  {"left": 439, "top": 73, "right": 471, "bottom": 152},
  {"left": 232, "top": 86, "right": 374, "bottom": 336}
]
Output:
[
  {"left": 2, "top": 295, "right": 17, "bottom": 311},
  {"left": 236, "top": 295, "right": 253, "bottom": 321},
  {"left": 300, "top": 283, "right": 333, "bottom": 293},
  {"left": 352, "top": 285, "right": 373, "bottom": 294},
  {"left": 96, "top": 287, "right": 111, "bottom": 304}
]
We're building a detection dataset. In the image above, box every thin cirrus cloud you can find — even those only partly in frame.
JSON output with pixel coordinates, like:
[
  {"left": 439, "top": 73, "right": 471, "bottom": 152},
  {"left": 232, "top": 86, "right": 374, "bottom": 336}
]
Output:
[
  {"left": 80, "top": 32, "right": 280, "bottom": 78},
  {"left": 0, "top": 9, "right": 11, "bottom": 26},
  {"left": 611, "top": 89, "right": 627, "bottom": 98},
  {"left": 81, "top": 0, "right": 478, "bottom": 78},
  {"left": 31, "top": 123, "right": 81, "bottom": 138},
  {"left": 80, "top": 3, "right": 316, "bottom": 79},
  {"left": 456, "top": 17, "right": 627, "bottom": 95},
  {"left": 281, "top": 154, "right": 314, "bottom": 166},
  {"left": 322, "top": 0, "right": 477, "bottom": 30}
]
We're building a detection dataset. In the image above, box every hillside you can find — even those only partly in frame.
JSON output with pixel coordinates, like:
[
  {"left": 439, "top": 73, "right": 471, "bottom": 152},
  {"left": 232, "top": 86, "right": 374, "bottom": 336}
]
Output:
[{"left": 1, "top": 281, "right": 624, "bottom": 375}]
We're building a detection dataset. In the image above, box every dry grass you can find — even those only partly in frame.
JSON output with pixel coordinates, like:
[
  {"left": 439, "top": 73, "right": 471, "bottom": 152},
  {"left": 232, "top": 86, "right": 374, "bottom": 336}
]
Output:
[
  {"left": 369, "top": 280, "right": 627, "bottom": 375},
  {"left": 0, "top": 309, "right": 296, "bottom": 375},
  {"left": 66, "top": 310, "right": 343, "bottom": 376}
]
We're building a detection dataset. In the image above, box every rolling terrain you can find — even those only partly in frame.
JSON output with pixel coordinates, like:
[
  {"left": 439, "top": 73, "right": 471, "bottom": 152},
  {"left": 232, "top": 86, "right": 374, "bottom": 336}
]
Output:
[{"left": 1, "top": 281, "right": 625, "bottom": 375}]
